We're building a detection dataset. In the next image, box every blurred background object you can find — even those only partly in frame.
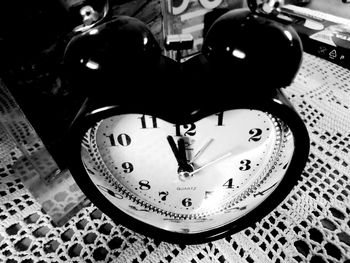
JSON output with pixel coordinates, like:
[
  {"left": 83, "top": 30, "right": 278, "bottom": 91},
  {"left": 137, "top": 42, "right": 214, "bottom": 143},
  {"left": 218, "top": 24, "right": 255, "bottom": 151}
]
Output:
[
  {"left": 0, "top": 0, "right": 145, "bottom": 227},
  {"left": 162, "top": 0, "right": 244, "bottom": 60},
  {"left": 303, "top": 0, "right": 350, "bottom": 19}
]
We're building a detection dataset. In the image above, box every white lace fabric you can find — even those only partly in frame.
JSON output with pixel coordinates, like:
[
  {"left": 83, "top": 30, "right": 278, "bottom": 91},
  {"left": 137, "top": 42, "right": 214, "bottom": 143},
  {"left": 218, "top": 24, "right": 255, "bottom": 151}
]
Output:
[{"left": 0, "top": 53, "right": 350, "bottom": 262}]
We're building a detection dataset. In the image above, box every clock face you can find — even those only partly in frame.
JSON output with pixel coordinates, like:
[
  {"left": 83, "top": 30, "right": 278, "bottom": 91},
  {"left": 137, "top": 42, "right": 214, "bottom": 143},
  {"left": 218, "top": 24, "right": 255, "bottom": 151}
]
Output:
[{"left": 80, "top": 109, "right": 294, "bottom": 234}]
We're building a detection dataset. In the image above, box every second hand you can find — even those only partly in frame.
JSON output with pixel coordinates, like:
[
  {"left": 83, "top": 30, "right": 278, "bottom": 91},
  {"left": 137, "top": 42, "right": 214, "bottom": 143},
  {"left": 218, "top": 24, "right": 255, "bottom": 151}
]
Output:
[
  {"left": 189, "top": 152, "right": 233, "bottom": 176},
  {"left": 190, "top": 138, "right": 214, "bottom": 164}
]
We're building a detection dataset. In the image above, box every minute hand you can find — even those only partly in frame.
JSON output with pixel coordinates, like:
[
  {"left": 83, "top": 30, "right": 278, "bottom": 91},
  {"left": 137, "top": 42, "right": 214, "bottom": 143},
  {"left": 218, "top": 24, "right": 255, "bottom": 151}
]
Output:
[{"left": 189, "top": 152, "right": 232, "bottom": 176}]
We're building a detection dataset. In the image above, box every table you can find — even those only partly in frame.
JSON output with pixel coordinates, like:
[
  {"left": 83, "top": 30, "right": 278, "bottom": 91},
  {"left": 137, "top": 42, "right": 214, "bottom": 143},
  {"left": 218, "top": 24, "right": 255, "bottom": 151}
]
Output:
[
  {"left": 1, "top": 2, "right": 350, "bottom": 262},
  {"left": 1, "top": 52, "right": 350, "bottom": 262}
]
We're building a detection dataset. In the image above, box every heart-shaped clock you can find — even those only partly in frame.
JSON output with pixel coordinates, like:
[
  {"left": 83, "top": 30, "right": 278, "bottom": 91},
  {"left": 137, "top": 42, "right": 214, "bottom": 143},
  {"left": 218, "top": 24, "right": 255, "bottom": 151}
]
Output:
[{"left": 64, "top": 2, "right": 309, "bottom": 244}]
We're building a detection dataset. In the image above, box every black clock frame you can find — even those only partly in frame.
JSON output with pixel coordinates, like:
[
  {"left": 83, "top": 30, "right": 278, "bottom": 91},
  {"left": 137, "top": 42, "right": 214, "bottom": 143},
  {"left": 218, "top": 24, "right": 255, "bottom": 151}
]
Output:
[
  {"left": 65, "top": 4, "right": 310, "bottom": 244},
  {"left": 67, "top": 84, "right": 309, "bottom": 244}
]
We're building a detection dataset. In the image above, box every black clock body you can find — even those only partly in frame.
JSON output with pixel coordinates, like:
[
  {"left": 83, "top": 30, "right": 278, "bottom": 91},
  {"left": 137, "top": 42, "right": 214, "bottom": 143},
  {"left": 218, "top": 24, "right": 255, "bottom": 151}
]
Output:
[
  {"left": 64, "top": 9, "right": 303, "bottom": 122},
  {"left": 64, "top": 8, "right": 310, "bottom": 244}
]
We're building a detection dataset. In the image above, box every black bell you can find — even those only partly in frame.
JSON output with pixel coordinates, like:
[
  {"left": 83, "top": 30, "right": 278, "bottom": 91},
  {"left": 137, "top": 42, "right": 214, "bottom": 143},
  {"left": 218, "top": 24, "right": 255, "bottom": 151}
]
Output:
[
  {"left": 63, "top": 15, "right": 165, "bottom": 102},
  {"left": 202, "top": 8, "right": 303, "bottom": 89}
]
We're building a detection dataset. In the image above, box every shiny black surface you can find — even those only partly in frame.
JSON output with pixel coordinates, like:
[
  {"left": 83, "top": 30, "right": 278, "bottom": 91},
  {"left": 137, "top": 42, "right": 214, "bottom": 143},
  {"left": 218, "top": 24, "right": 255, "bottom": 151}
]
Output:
[
  {"left": 202, "top": 8, "right": 303, "bottom": 89},
  {"left": 67, "top": 89, "right": 310, "bottom": 244},
  {"left": 64, "top": 15, "right": 162, "bottom": 97},
  {"left": 64, "top": 6, "right": 310, "bottom": 244},
  {"left": 64, "top": 8, "right": 304, "bottom": 123}
]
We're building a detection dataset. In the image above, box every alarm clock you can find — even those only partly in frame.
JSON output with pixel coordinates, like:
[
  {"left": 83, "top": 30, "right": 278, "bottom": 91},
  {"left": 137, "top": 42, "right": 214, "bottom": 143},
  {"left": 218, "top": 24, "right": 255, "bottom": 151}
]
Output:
[{"left": 64, "top": 2, "right": 309, "bottom": 244}]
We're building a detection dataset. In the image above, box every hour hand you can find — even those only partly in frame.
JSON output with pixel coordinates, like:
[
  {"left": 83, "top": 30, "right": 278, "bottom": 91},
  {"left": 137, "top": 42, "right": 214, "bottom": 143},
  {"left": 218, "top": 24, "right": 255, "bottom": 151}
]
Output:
[{"left": 167, "top": 136, "right": 192, "bottom": 172}]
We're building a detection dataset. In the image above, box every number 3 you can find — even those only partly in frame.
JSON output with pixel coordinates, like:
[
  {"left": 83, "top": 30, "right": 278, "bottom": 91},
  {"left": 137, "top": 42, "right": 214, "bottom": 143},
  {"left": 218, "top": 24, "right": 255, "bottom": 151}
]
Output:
[{"left": 239, "top": 159, "right": 251, "bottom": 171}]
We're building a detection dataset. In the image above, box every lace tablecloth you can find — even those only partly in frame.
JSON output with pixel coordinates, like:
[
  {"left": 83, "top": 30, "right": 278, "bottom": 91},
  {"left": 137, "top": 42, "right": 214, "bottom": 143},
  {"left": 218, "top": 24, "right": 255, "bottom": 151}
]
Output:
[{"left": 0, "top": 52, "right": 350, "bottom": 262}]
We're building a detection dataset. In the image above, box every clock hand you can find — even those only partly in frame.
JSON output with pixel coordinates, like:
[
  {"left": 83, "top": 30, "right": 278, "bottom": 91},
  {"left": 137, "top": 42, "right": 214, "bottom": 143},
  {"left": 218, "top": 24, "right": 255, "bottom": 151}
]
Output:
[
  {"left": 177, "top": 137, "right": 187, "bottom": 164},
  {"left": 189, "top": 152, "right": 233, "bottom": 176},
  {"left": 189, "top": 145, "right": 249, "bottom": 177},
  {"left": 190, "top": 138, "right": 214, "bottom": 163},
  {"left": 167, "top": 135, "right": 181, "bottom": 161},
  {"left": 166, "top": 136, "right": 192, "bottom": 171}
]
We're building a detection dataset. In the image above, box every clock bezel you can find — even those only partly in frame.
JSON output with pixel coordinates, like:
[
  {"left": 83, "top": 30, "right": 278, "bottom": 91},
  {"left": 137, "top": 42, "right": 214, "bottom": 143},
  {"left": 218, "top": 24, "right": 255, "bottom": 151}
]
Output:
[{"left": 67, "top": 89, "right": 309, "bottom": 244}]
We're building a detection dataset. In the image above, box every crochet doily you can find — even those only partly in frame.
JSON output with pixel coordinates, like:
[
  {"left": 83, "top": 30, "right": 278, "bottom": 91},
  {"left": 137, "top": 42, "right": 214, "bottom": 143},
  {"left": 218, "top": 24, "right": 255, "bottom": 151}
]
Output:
[{"left": 1, "top": 52, "right": 350, "bottom": 262}]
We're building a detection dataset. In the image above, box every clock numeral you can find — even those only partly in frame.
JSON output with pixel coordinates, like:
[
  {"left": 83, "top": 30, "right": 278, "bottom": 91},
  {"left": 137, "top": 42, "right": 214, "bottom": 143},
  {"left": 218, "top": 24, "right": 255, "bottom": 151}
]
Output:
[
  {"left": 159, "top": 191, "right": 169, "bottom": 201},
  {"left": 117, "top": 133, "right": 132, "bottom": 146},
  {"left": 223, "top": 178, "right": 235, "bottom": 189},
  {"left": 121, "top": 162, "right": 134, "bottom": 173},
  {"left": 105, "top": 133, "right": 131, "bottom": 146},
  {"left": 139, "top": 180, "right": 151, "bottom": 190},
  {"left": 97, "top": 184, "right": 123, "bottom": 199},
  {"left": 175, "top": 123, "right": 196, "bottom": 137},
  {"left": 216, "top": 112, "right": 224, "bottom": 126},
  {"left": 139, "top": 115, "right": 158, "bottom": 129},
  {"left": 182, "top": 198, "right": 192, "bottom": 207},
  {"left": 248, "top": 128, "right": 262, "bottom": 142},
  {"left": 184, "top": 124, "right": 196, "bottom": 136},
  {"left": 239, "top": 159, "right": 251, "bottom": 171},
  {"left": 106, "top": 134, "right": 116, "bottom": 146}
]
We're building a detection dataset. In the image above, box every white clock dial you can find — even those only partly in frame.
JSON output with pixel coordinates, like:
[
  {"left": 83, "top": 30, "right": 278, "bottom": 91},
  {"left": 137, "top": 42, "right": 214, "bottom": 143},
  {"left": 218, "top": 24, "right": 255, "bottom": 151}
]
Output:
[{"left": 80, "top": 109, "right": 294, "bottom": 233}]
